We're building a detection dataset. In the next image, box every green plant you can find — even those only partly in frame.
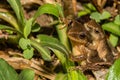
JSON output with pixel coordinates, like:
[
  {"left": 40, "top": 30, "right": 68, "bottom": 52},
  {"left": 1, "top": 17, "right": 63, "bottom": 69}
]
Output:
[
  {"left": 78, "top": 3, "right": 96, "bottom": 17},
  {"left": 0, "top": 0, "right": 87, "bottom": 80},
  {"left": 106, "top": 58, "right": 120, "bottom": 80},
  {"left": 90, "top": 11, "right": 111, "bottom": 22},
  {"left": 102, "top": 15, "right": 120, "bottom": 47}
]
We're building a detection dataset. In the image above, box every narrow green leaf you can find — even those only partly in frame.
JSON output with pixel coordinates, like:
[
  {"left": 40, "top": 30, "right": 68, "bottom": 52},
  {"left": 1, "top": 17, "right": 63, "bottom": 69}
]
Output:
[
  {"left": 31, "top": 23, "right": 41, "bottom": 32},
  {"left": 0, "top": 24, "right": 22, "bottom": 34},
  {"left": 109, "top": 34, "right": 119, "bottom": 47},
  {"left": 114, "top": 15, "right": 120, "bottom": 25},
  {"left": 23, "top": 48, "right": 34, "bottom": 59},
  {"left": 52, "top": 49, "right": 66, "bottom": 65},
  {"left": 30, "top": 39, "right": 51, "bottom": 61},
  {"left": 0, "top": 24, "right": 16, "bottom": 31},
  {"left": 24, "top": 18, "right": 33, "bottom": 38},
  {"left": 18, "top": 69, "right": 35, "bottom": 80},
  {"left": 90, "top": 12, "right": 101, "bottom": 22},
  {"left": 0, "top": 58, "right": 18, "bottom": 80},
  {"left": 100, "top": 11, "right": 111, "bottom": 20},
  {"left": 19, "top": 38, "right": 31, "bottom": 50},
  {"left": 33, "top": 3, "right": 59, "bottom": 22},
  {"left": 0, "top": 12, "right": 19, "bottom": 30},
  {"left": 37, "top": 34, "right": 70, "bottom": 56},
  {"left": 102, "top": 22, "right": 120, "bottom": 36},
  {"left": 7, "top": 0, "right": 25, "bottom": 26},
  {"left": 106, "top": 58, "right": 120, "bottom": 80}
]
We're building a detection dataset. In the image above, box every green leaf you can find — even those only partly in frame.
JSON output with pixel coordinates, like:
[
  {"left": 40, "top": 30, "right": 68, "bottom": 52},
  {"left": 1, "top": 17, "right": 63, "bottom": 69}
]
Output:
[
  {"left": 7, "top": 0, "right": 25, "bottom": 26},
  {"left": 24, "top": 18, "right": 33, "bottom": 38},
  {"left": 18, "top": 69, "right": 35, "bottom": 80},
  {"left": 33, "top": 3, "right": 59, "bottom": 22},
  {"left": 114, "top": 15, "right": 120, "bottom": 25},
  {"left": 55, "top": 73, "right": 67, "bottom": 80},
  {"left": 52, "top": 49, "right": 66, "bottom": 65},
  {"left": 78, "top": 10, "right": 90, "bottom": 17},
  {"left": 0, "top": 58, "right": 18, "bottom": 80},
  {"left": 30, "top": 39, "right": 51, "bottom": 61},
  {"left": 37, "top": 34, "right": 70, "bottom": 56},
  {"left": 0, "top": 12, "right": 19, "bottom": 31},
  {"left": 31, "top": 23, "right": 41, "bottom": 32},
  {"left": 55, "top": 24, "right": 71, "bottom": 51},
  {"left": 106, "top": 58, "right": 120, "bottom": 80},
  {"left": 23, "top": 48, "right": 34, "bottom": 59},
  {"left": 90, "top": 12, "right": 101, "bottom": 22},
  {"left": 55, "top": 3, "right": 64, "bottom": 18},
  {"left": 19, "top": 38, "right": 31, "bottom": 50},
  {"left": 68, "top": 70, "right": 87, "bottom": 80},
  {"left": 78, "top": 6, "right": 91, "bottom": 17},
  {"left": 102, "top": 22, "right": 120, "bottom": 36},
  {"left": 0, "top": 24, "right": 16, "bottom": 31},
  {"left": 0, "top": 24, "right": 22, "bottom": 34},
  {"left": 84, "top": 3, "right": 96, "bottom": 11},
  {"left": 109, "top": 34, "right": 119, "bottom": 47},
  {"left": 100, "top": 11, "right": 111, "bottom": 20}
]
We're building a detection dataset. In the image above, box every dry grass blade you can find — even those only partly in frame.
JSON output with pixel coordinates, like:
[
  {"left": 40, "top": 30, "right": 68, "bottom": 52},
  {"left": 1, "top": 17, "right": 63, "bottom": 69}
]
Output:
[{"left": 0, "top": 50, "right": 56, "bottom": 80}]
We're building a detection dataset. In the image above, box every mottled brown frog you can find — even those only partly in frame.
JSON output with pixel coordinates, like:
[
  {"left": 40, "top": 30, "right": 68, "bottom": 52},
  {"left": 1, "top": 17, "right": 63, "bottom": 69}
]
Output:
[
  {"left": 84, "top": 20, "right": 114, "bottom": 63},
  {"left": 67, "top": 20, "right": 98, "bottom": 63}
]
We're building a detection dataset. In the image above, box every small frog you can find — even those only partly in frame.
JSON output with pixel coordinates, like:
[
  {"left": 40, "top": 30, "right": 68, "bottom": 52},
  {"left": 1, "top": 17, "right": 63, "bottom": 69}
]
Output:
[
  {"left": 67, "top": 20, "right": 97, "bottom": 63},
  {"left": 84, "top": 20, "right": 114, "bottom": 62}
]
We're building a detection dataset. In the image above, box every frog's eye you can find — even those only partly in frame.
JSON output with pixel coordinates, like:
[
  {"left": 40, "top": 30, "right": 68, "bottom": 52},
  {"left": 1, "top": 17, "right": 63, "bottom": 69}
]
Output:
[
  {"left": 79, "top": 32, "right": 86, "bottom": 39},
  {"left": 94, "top": 29, "right": 99, "bottom": 34}
]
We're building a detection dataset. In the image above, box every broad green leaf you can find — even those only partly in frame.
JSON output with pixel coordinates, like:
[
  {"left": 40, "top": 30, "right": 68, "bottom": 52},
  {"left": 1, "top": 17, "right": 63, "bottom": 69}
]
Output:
[
  {"left": 7, "top": 0, "right": 25, "bottom": 26},
  {"left": 106, "top": 58, "right": 120, "bottom": 80},
  {"left": 37, "top": 34, "right": 70, "bottom": 56},
  {"left": 24, "top": 18, "right": 33, "bottom": 38},
  {"left": 109, "top": 34, "right": 119, "bottom": 47},
  {"left": 19, "top": 38, "right": 31, "bottom": 50},
  {"left": 90, "top": 12, "right": 101, "bottom": 22},
  {"left": 23, "top": 48, "right": 34, "bottom": 59},
  {"left": 0, "top": 58, "right": 18, "bottom": 80},
  {"left": 100, "top": 11, "right": 111, "bottom": 20},
  {"left": 102, "top": 22, "right": 120, "bottom": 36},
  {"left": 0, "top": 12, "right": 19, "bottom": 31},
  {"left": 33, "top": 3, "right": 59, "bottom": 22},
  {"left": 18, "top": 69, "right": 35, "bottom": 80},
  {"left": 30, "top": 39, "right": 51, "bottom": 61},
  {"left": 114, "top": 15, "right": 120, "bottom": 25}
]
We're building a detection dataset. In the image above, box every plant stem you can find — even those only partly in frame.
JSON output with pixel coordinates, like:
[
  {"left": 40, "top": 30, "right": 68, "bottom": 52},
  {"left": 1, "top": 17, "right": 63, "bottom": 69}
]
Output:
[{"left": 56, "top": 24, "right": 71, "bottom": 51}]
